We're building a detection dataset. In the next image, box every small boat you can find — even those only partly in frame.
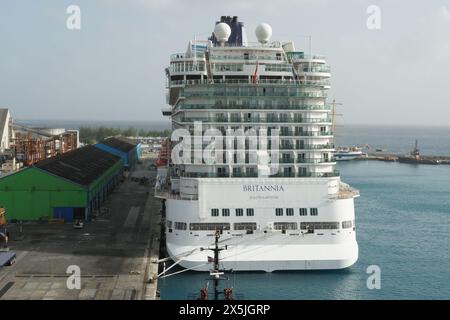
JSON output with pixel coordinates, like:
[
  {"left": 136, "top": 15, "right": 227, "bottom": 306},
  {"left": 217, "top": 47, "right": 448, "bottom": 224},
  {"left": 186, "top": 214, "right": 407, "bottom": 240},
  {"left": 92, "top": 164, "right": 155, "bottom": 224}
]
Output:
[
  {"left": 333, "top": 146, "right": 363, "bottom": 161},
  {"left": 397, "top": 140, "right": 440, "bottom": 165}
]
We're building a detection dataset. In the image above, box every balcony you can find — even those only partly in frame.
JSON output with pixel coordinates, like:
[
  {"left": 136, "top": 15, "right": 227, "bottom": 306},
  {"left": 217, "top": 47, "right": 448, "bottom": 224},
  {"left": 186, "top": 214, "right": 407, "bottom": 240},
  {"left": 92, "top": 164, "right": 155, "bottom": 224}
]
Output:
[
  {"left": 297, "top": 144, "right": 335, "bottom": 150},
  {"left": 279, "top": 158, "right": 295, "bottom": 163},
  {"left": 299, "top": 66, "right": 331, "bottom": 73},
  {"left": 297, "top": 131, "right": 333, "bottom": 137},
  {"left": 270, "top": 170, "right": 339, "bottom": 178},
  {"left": 179, "top": 103, "right": 332, "bottom": 111},
  {"left": 178, "top": 169, "right": 340, "bottom": 179},
  {"left": 183, "top": 172, "right": 258, "bottom": 178},
  {"left": 297, "top": 158, "right": 335, "bottom": 164},
  {"left": 177, "top": 117, "right": 332, "bottom": 124}
]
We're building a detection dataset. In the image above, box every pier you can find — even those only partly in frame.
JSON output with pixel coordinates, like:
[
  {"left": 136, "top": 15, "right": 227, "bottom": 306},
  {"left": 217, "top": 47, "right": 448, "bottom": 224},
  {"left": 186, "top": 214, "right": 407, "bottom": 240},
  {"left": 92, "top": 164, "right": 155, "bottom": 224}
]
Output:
[
  {"left": 0, "top": 156, "right": 163, "bottom": 300},
  {"left": 355, "top": 153, "right": 450, "bottom": 164}
]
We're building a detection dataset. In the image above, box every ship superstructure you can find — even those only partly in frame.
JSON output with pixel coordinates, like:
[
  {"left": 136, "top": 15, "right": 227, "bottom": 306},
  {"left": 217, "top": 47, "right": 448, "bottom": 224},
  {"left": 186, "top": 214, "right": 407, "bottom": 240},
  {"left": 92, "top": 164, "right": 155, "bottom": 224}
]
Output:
[{"left": 156, "top": 16, "right": 359, "bottom": 271}]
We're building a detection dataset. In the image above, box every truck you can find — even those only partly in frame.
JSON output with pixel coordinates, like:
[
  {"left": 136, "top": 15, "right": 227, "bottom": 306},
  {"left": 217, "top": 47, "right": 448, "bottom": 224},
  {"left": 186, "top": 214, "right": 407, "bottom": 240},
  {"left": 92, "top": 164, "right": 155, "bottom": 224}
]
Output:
[
  {"left": 0, "top": 206, "right": 16, "bottom": 267},
  {"left": 0, "top": 251, "right": 16, "bottom": 267}
]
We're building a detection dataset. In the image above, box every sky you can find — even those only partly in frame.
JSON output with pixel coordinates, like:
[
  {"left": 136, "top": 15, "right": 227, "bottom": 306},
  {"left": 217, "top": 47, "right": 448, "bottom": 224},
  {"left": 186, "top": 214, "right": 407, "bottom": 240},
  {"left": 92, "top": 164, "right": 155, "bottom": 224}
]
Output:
[{"left": 0, "top": 0, "right": 449, "bottom": 126}]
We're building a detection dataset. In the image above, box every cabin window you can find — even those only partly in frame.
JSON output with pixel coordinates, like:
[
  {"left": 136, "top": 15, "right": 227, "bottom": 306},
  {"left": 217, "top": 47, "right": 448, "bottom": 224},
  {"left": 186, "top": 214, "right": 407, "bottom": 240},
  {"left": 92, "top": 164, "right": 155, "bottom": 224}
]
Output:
[
  {"left": 274, "top": 222, "right": 297, "bottom": 230},
  {"left": 275, "top": 208, "right": 283, "bottom": 216},
  {"left": 222, "top": 209, "right": 230, "bottom": 217},
  {"left": 235, "top": 208, "right": 244, "bottom": 216},
  {"left": 246, "top": 208, "right": 254, "bottom": 216},
  {"left": 190, "top": 223, "right": 231, "bottom": 231},
  {"left": 342, "top": 220, "right": 353, "bottom": 229},
  {"left": 300, "top": 222, "right": 339, "bottom": 230},
  {"left": 234, "top": 223, "right": 257, "bottom": 231},
  {"left": 174, "top": 222, "right": 187, "bottom": 230},
  {"left": 286, "top": 208, "right": 294, "bottom": 216},
  {"left": 299, "top": 208, "right": 308, "bottom": 216},
  {"left": 310, "top": 208, "right": 318, "bottom": 216},
  {"left": 211, "top": 208, "right": 219, "bottom": 217}
]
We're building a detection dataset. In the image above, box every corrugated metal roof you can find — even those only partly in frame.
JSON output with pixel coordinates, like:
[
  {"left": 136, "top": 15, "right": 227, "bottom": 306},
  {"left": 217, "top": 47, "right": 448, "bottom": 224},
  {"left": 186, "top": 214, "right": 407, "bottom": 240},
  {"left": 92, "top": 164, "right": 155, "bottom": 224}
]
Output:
[
  {"left": 99, "top": 137, "right": 137, "bottom": 152},
  {"left": 34, "top": 145, "right": 121, "bottom": 187}
]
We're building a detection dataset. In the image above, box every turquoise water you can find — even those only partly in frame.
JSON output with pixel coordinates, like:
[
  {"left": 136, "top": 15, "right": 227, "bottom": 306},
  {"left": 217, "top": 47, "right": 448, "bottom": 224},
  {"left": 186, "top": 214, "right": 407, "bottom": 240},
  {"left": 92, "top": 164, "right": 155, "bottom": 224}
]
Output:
[{"left": 158, "top": 161, "right": 450, "bottom": 299}]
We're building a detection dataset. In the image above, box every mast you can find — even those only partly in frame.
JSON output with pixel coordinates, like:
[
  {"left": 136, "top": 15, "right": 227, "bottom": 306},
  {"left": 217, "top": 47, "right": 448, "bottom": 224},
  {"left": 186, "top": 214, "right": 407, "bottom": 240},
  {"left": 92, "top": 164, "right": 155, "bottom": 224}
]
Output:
[
  {"left": 213, "top": 231, "right": 221, "bottom": 300},
  {"left": 200, "top": 229, "right": 229, "bottom": 300}
]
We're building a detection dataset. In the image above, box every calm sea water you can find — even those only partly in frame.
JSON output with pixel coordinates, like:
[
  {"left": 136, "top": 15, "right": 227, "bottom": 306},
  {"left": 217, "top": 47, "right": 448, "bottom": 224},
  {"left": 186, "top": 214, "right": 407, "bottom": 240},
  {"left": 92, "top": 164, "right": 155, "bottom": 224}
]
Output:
[{"left": 158, "top": 161, "right": 450, "bottom": 300}]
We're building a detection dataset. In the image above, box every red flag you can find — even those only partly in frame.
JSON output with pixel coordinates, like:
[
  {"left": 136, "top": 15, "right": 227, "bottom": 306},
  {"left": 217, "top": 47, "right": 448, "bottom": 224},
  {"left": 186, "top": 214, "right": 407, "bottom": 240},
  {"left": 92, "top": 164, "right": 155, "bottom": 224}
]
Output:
[
  {"left": 207, "top": 256, "right": 214, "bottom": 263},
  {"left": 252, "top": 61, "right": 259, "bottom": 84}
]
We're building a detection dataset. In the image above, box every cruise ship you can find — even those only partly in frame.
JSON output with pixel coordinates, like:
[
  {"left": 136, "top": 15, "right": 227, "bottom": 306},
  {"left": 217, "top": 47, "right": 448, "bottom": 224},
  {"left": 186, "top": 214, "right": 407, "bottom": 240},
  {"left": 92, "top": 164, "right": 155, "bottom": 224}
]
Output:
[{"left": 155, "top": 16, "right": 359, "bottom": 272}]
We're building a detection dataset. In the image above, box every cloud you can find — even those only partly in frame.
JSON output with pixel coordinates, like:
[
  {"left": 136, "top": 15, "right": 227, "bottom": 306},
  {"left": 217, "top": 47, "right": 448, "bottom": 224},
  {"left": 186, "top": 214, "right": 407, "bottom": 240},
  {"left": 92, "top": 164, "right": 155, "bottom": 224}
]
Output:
[
  {"left": 130, "top": 0, "right": 330, "bottom": 12},
  {"left": 437, "top": 5, "right": 450, "bottom": 20}
]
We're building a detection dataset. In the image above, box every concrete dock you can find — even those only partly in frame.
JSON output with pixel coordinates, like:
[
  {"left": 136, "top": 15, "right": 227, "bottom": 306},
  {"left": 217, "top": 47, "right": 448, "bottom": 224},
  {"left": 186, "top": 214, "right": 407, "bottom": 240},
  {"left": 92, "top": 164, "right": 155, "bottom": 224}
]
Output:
[
  {"left": 0, "top": 157, "right": 162, "bottom": 300},
  {"left": 355, "top": 152, "right": 450, "bottom": 164}
]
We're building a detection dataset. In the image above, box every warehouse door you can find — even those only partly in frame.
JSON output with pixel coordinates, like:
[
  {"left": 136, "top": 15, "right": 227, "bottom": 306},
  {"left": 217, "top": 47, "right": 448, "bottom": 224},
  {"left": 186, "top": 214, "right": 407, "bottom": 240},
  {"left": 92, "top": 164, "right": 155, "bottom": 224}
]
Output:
[{"left": 53, "top": 207, "right": 74, "bottom": 222}]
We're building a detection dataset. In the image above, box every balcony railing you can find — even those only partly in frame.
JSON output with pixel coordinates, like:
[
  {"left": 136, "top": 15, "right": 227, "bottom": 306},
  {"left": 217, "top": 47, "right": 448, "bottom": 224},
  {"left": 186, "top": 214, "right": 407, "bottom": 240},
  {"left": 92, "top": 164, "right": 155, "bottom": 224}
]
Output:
[
  {"left": 297, "top": 131, "right": 333, "bottom": 137},
  {"left": 271, "top": 170, "right": 339, "bottom": 178},
  {"left": 297, "top": 158, "right": 335, "bottom": 164},
  {"left": 209, "top": 55, "right": 281, "bottom": 61},
  {"left": 186, "top": 129, "right": 334, "bottom": 137},
  {"left": 184, "top": 91, "right": 327, "bottom": 99},
  {"left": 170, "top": 53, "right": 205, "bottom": 60},
  {"left": 177, "top": 117, "right": 332, "bottom": 124},
  {"left": 179, "top": 103, "right": 332, "bottom": 111},
  {"left": 298, "top": 144, "right": 335, "bottom": 149},
  {"left": 181, "top": 170, "right": 339, "bottom": 178},
  {"left": 183, "top": 172, "right": 258, "bottom": 178},
  {"left": 170, "top": 78, "right": 331, "bottom": 87},
  {"left": 299, "top": 66, "right": 331, "bottom": 73}
]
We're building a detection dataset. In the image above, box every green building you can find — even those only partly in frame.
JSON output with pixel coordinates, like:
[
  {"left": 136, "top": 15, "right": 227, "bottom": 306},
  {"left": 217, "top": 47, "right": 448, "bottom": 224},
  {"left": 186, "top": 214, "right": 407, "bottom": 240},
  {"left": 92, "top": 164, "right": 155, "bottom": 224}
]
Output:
[{"left": 0, "top": 145, "right": 123, "bottom": 221}]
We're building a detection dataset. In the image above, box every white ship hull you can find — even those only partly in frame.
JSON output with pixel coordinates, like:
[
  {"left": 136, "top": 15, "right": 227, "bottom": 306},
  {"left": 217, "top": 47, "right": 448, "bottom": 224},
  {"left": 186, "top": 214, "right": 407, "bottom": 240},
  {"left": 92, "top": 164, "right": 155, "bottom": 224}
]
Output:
[
  {"left": 167, "top": 240, "right": 358, "bottom": 272},
  {"left": 160, "top": 177, "right": 359, "bottom": 272}
]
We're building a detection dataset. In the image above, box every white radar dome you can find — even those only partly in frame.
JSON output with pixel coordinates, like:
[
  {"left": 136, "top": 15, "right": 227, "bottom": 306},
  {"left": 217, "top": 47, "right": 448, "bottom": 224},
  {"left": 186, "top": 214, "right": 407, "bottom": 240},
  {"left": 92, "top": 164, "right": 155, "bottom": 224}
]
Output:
[
  {"left": 214, "top": 23, "right": 232, "bottom": 43},
  {"left": 255, "top": 23, "right": 272, "bottom": 44}
]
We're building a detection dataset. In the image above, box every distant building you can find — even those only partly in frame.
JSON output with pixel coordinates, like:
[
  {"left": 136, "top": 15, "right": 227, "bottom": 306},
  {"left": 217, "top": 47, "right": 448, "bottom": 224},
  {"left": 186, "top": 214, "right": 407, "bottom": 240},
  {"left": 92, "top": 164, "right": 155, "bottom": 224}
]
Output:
[
  {"left": 0, "top": 108, "right": 11, "bottom": 152},
  {"left": 95, "top": 137, "right": 141, "bottom": 170}
]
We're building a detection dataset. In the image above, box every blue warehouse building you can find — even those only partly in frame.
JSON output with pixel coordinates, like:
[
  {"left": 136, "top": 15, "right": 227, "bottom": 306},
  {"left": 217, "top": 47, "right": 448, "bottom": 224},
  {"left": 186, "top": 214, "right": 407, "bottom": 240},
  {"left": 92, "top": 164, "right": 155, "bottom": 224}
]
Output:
[{"left": 95, "top": 137, "right": 141, "bottom": 170}]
